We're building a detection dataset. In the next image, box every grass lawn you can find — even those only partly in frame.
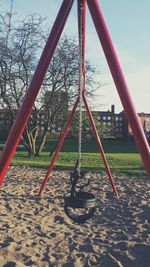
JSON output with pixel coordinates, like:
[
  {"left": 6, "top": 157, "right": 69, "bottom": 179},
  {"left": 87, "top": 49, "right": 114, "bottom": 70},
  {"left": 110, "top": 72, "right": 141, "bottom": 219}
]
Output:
[
  {"left": 12, "top": 151, "right": 146, "bottom": 177},
  {"left": 0, "top": 140, "right": 146, "bottom": 177}
]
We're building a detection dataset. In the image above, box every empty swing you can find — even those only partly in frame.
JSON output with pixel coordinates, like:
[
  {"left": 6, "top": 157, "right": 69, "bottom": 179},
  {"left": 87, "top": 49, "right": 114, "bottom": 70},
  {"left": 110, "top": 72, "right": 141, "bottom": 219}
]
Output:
[
  {"left": 38, "top": 0, "right": 118, "bottom": 223},
  {"left": 64, "top": 158, "right": 96, "bottom": 223},
  {"left": 64, "top": 1, "right": 97, "bottom": 223}
]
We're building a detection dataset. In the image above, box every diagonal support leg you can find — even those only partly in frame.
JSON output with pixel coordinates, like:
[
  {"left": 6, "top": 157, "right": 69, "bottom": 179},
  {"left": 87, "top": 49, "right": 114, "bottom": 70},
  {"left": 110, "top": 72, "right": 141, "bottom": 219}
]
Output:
[
  {"left": 39, "top": 96, "right": 79, "bottom": 195},
  {"left": 83, "top": 92, "right": 118, "bottom": 196},
  {"left": 0, "top": 0, "right": 74, "bottom": 185},
  {"left": 87, "top": 0, "right": 150, "bottom": 177},
  {"left": 78, "top": 0, "right": 117, "bottom": 196}
]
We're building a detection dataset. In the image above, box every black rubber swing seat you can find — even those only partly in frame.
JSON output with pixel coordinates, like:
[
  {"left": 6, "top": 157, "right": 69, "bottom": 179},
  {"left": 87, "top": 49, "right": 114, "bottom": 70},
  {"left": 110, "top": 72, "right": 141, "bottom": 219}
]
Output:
[
  {"left": 64, "top": 191, "right": 96, "bottom": 224},
  {"left": 64, "top": 191, "right": 96, "bottom": 208}
]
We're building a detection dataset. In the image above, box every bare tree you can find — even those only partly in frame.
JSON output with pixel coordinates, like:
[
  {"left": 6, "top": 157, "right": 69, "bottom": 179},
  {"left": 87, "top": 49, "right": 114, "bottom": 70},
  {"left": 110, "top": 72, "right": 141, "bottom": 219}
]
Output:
[
  {"left": 0, "top": 10, "right": 46, "bottom": 155},
  {"left": 0, "top": 9, "right": 99, "bottom": 156}
]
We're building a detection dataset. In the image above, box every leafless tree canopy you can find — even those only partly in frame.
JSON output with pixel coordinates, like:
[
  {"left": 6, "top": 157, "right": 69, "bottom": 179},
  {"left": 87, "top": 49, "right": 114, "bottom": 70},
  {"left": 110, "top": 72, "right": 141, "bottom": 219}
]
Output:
[{"left": 0, "top": 9, "right": 100, "bottom": 156}]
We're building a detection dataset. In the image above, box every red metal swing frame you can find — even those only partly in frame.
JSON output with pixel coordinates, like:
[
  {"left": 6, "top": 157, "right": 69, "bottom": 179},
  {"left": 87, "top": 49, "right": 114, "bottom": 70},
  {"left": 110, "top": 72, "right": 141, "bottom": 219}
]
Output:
[
  {"left": 0, "top": 0, "right": 150, "bottom": 194},
  {"left": 39, "top": 0, "right": 118, "bottom": 196}
]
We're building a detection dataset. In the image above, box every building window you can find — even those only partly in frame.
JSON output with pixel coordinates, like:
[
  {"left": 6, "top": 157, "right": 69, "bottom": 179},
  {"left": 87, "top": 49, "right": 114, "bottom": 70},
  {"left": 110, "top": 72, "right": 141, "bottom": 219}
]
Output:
[
  {"left": 103, "top": 116, "right": 106, "bottom": 120},
  {"left": 107, "top": 116, "right": 111, "bottom": 120}
]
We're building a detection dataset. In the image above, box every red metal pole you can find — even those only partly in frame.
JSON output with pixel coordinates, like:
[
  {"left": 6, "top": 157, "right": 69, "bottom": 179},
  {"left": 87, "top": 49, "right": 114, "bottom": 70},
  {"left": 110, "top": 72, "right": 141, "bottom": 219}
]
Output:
[
  {"left": 0, "top": 0, "right": 74, "bottom": 185},
  {"left": 79, "top": 0, "right": 118, "bottom": 196},
  {"left": 83, "top": 92, "right": 118, "bottom": 196},
  {"left": 39, "top": 0, "right": 85, "bottom": 195},
  {"left": 39, "top": 0, "right": 118, "bottom": 196},
  {"left": 86, "top": 0, "right": 150, "bottom": 177},
  {"left": 39, "top": 97, "right": 79, "bottom": 195}
]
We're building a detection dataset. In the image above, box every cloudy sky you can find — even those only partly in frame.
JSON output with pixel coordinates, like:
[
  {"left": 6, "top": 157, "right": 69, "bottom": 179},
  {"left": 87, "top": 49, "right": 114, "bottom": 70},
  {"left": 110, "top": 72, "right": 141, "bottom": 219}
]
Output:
[{"left": 1, "top": 0, "right": 150, "bottom": 113}]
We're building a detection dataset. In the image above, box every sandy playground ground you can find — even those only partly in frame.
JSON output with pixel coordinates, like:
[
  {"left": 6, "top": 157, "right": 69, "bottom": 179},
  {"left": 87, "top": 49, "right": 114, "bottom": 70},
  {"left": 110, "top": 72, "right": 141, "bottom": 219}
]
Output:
[{"left": 0, "top": 166, "right": 150, "bottom": 266}]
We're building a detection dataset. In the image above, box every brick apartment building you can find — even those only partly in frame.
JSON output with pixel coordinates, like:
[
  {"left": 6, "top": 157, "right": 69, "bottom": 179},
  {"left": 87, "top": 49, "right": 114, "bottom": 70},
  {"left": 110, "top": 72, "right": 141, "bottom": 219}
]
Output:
[
  {"left": 94, "top": 105, "right": 150, "bottom": 139},
  {"left": 93, "top": 105, "right": 127, "bottom": 138},
  {"left": 128, "top": 112, "right": 150, "bottom": 139},
  {"left": 0, "top": 105, "right": 150, "bottom": 140}
]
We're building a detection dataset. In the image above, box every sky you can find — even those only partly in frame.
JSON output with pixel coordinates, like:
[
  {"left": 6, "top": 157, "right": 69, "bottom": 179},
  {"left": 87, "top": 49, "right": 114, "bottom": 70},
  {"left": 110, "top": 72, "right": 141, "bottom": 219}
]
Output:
[{"left": 1, "top": 0, "right": 150, "bottom": 113}]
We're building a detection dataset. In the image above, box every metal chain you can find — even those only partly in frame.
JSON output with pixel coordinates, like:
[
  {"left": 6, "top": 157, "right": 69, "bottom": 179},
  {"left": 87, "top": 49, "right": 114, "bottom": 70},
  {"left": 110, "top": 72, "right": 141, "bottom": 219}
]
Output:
[{"left": 77, "top": 3, "right": 84, "bottom": 177}]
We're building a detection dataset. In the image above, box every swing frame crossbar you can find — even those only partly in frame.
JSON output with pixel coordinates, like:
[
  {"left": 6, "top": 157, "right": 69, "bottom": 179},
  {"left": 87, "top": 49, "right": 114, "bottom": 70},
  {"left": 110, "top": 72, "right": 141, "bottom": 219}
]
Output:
[{"left": 0, "top": 0, "right": 150, "bottom": 194}]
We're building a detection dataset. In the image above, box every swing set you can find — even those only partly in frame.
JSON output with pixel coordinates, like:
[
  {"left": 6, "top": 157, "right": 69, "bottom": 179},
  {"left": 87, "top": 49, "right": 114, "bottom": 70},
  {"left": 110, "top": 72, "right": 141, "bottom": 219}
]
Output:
[{"left": 0, "top": 0, "right": 150, "bottom": 223}]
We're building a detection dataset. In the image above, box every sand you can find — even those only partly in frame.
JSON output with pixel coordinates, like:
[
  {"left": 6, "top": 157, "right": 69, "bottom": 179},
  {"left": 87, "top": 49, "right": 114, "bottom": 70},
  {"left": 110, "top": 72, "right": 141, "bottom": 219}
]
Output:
[{"left": 0, "top": 166, "right": 150, "bottom": 267}]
